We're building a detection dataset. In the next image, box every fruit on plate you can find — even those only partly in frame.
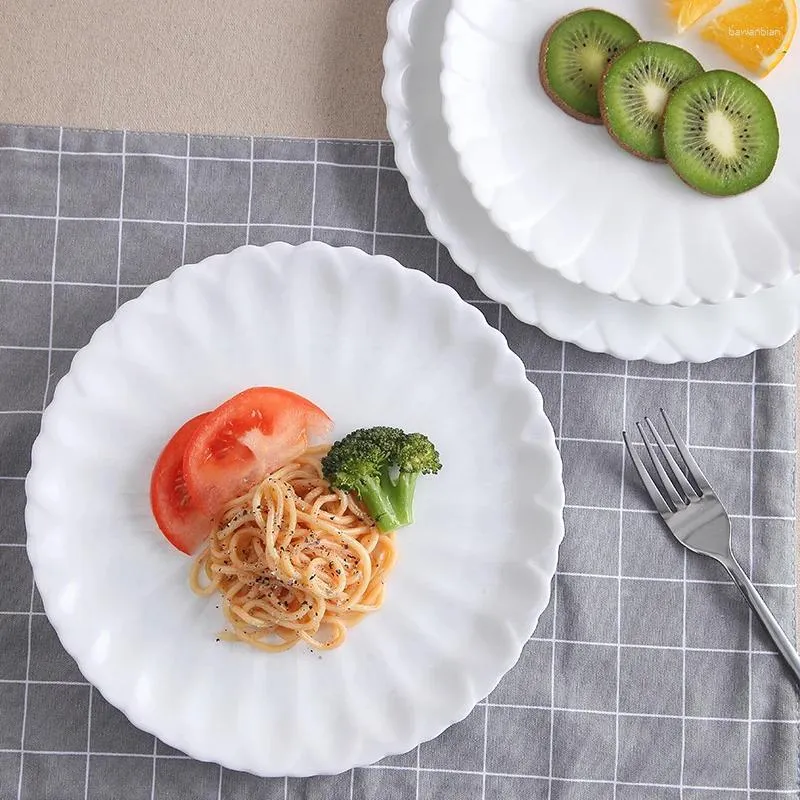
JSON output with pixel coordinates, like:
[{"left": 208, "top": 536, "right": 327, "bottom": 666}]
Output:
[
  {"left": 600, "top": 41, "right": 705, "bottom": 161},
  {"left": 150, "top": 412, "right": 213, "bottom": 555},
  {"left": 662, "top": 69, "right": 780, "bottom": 195},
  {"left": 667, "top": 0, "right": 724, "bottom": 33},
  {"left": 183, "top": 387, "right": 332, "bottom": 514},
  {"left": 700, "top": 0, "right": 797, "bottom": 77},
  {"left": 539, "top": 9, "right": 641, "bottom": 123}
]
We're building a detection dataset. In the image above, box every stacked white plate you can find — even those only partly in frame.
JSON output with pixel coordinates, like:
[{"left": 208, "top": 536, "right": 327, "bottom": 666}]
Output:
[{"left": 383, "top": 0, "right": 800, "bottom": 363}]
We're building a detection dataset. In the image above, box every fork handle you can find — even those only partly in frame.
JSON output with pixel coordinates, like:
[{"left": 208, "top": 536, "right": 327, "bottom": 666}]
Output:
[{"left": 724, "top": 558, "right": 800, "bottom": 687}]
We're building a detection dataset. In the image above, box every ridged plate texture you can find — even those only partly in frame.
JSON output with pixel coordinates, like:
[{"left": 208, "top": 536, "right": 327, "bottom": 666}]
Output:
[
  {"left": 383, "top": 0, "right": 800, "bottom": 361},
  {"left": 440, "top": 0, "right": 800, "bottom": 306},
  {"left": 25, "top": 242, "right": 565, "bottom": 776}
]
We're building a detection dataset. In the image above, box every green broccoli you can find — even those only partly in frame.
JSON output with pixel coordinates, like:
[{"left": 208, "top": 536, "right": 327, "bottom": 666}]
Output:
[{"left": 321, "top": 427, "right": 441, "bottom": 532}]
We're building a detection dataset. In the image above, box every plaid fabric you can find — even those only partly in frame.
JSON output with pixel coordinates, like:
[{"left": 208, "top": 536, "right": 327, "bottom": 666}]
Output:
[{"left": 0, "top": 123, "right": 797, "bottom": 799}]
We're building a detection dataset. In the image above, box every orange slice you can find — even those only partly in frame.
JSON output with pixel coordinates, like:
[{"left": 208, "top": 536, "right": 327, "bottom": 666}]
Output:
[
  {"left": 701, "top": 0, "right": 797, "bottom": 76},
  {"left": 667, "top": 0, "right": 724, "bottom": 33}
]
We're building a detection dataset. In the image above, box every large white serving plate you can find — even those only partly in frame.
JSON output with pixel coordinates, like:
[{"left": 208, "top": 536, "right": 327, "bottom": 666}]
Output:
[
  {"left": 440, "top": 0, "right": 800, "bottom": 306},
  {"left": 383, "top": 0, "right": 800, "bottom": 361},
  {"left": 25, "top": 242, "right": 564, "bottom": 776}
]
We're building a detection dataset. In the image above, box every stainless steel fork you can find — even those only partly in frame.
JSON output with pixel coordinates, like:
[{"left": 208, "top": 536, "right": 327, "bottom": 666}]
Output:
[{"left": 624, "top": 408, "right": 800, "bottom": 686}]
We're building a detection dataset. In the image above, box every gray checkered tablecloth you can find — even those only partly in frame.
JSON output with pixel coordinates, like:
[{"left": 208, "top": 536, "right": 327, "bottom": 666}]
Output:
[{"left": 0, "top": 122, "right": 798, "bottom": 799}]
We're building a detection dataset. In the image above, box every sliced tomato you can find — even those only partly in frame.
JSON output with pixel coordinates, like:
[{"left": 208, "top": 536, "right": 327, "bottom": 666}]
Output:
[
  {"left": 150, "top": 412, "right": 212, "bottom": 555},
  {"left": 182, "top": 387, "right": 332, "bottom": 514}
]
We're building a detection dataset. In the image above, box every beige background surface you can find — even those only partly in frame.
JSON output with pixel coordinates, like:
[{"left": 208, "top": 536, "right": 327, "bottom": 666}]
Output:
[
  {"left": 0, "top": 0, "right": 388, "bottom": 140},
  {"left": 3, "top": 0, "right": 798, "bottom": 608}
]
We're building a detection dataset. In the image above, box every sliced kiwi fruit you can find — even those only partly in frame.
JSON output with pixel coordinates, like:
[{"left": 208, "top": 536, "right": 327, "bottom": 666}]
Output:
[
  {"left": 539, "top": 9, "right": 641, "bottom": 124},
  {"left": 600, "top": 42, "right": 704, "bottom": 161},
  {"left": 663, "top": 70, "right": 779, "bottom": 197}
]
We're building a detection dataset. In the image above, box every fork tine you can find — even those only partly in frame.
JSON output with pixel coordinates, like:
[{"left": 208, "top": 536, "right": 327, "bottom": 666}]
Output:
[
  {"left": 643, "top": 417, "right": 699, "bottom": 501},
  {"left": 636, "top": 421, "right": 685, "bottom": 508},
  {"left": 659, "top": 408, "right": 712, "bottom": 494},
  {"left": 622, "top": 430, "right": 673, "bottom": 515}
]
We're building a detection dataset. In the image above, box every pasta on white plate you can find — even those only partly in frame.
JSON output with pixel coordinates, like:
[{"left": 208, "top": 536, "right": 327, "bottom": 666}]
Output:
[{"left": 189, "top": 445, "right": 397, "bottom": 651}]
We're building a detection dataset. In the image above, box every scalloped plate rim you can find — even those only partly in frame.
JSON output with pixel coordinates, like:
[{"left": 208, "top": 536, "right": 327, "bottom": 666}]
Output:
[
  {"left": 382, "top": 0, "right": 800, "bottom": 363},
  {"left": 438, "top": 0, "right": 800, "bottom": 307},
  {"left": 25, "top": 241, "right": 565, "bottom": 776}
]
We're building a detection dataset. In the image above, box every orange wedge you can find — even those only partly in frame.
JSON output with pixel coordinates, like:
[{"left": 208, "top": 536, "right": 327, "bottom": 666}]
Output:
[
  {"left": 667, "top": 0, "right": 724, "bottom": 32},
  {"left": 701, "top": 0, "right": 797, "bottom": 76}
]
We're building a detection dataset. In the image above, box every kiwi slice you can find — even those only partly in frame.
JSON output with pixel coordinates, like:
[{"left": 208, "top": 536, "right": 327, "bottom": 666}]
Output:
[
  {"left": 600, "top": 42, "right": 704, "bottom": 161},
  {"left": 539, "top": 9, "right": 641, "bottom": 124},
  {"left": 663, "top": 70, "right": 779, "bottom": 197}
]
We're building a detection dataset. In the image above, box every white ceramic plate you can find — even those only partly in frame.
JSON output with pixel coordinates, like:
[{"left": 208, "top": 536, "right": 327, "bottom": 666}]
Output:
[
  {"left": 439, "top": 0, "right": 800, "bottom": 306},
  {"left": 25, "top": 242, "right": 564, "bottom": 777},
  {"left": 383, "top": 0, "right": 800, "bottom": 361}
]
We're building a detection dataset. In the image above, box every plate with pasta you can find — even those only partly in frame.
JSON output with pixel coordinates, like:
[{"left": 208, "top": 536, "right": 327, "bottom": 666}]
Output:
[{"left": 25, "top": 242, "right": 564, "bottom": 776}]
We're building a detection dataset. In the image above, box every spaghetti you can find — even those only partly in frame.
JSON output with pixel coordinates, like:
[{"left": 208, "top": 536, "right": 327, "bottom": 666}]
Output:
[{"left": 189, "top": 445, "right": 397, "bottom": 651}]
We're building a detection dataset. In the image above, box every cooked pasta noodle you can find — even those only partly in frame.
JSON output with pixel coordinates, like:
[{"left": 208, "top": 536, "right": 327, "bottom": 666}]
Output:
[{"left": 189, "top": 445, "right": 397, "bottom": 651}]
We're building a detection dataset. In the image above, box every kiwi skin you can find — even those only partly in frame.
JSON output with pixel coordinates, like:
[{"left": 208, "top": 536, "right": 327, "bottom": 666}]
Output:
[
  {"left": 598, "top": 55, "right": 664, "bottom": 164},
  {"left": 540, "top": 12, "right": 599, "bottom": 125},
  {"left": 539, "top": 9, "right": 635, "bottom": 126}
]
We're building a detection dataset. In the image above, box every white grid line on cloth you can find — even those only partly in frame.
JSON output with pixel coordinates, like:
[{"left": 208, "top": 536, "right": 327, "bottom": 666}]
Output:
[
  {"left": 149, "top": 733, "right": 157, "bottom": 800},
  {"left": 1, "top": 749, "right": 190, "bottom": 758},
  {"left": 283, "top": 774, "right": 288, "bottom": 799},
  {"left": 480, "top": 309, "right": 506, "bottom": 797},
  {"left": 555, "top": 572, "right": 795, "bottom": 588},
  {"left": 0, "top": 547, "right": 792, "bottom": 587},
  {"left": 365, "top": 765, "right": 800, "bottom": 793},
  {"left": 547, "top": 340, "right": 566, "bottom": 800},
  {"left": 612, "top": 360, "right": 629, "bottom": 800},
  {"left": 747, "top": 354, "right": 757, "bottom": 798},
  {"left": 372, "top": 142, "right": 381, "bottom": 256},
  {"left": 309, "top": 140, "right": 318, "bottom": 241},
  {"left": 0, "top": 144, "right": 402, "bottom": 171},
  {"left": 0, "top": 679, "right": 91, "bottom": 685},
  {"left": 680, "top": 362, "right": 691, "bottom": 799},
  {"left": 415, "top": 743, "right": 421, "bottom": 800},
  {"left": 0, "top": 215, "right": 430, "bottom": 241},
  {"left": 565, "top": 503, "right": 794, "bottom": 521},
  {"left": 481, "top": 697, "right": 490, "bottom": 800},
  {"left": 83, "top": 689, "right": 93, "bottom": 800},
  {"left": 0, "top": 547, "right": 792, "bottom": 588},
  {"left": 245, "top": 136, "right": 254, "bottom": 246},
  {"left": 526, "top": 368, "right": 796, "bottom": 389},
  {"left": 349, "top": 765, "right": 354, "bottom": 800},
  {"left": 181, "top": 135, "right": 190, "bottom": 263},
  {"left": 217, "top": 761, "right": 223, "bottom": 800},
  {"left": 2, "top": 749, "right": 800, "bottom": 793},
  {"left": 484, "top": 705, "right": 799, "bottom": 723},
  {"left": 114, "top": 131, "right": 127, "bottom": 309},
  {"left": 526, "top": 637, "right": 796, "bottom": 658},
  {"left": 16, "top": 125, "right": 63, "bottom": 800},
  {"left": 0, "top": 677, "right": 795, "bottom": 721},
  {"left": 562, "top": 436, "right": 795, "bottom": 455}
]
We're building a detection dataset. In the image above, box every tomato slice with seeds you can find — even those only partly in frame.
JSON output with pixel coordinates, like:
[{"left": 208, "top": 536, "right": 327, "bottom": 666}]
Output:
[
  {"left": 150, "top": 412, "right": 212, "bottom": 555},
  {"left": 182, "top": 387, "right": 332, "bottom": 514}
]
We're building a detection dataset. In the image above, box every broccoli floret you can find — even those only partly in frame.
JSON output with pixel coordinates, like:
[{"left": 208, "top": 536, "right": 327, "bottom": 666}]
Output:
[
  {"left": 321, "top": 427, "right": 441, "bottom": 532},
  {"left": 385, "top": 432, "right": 442, "bottom": 526}
]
